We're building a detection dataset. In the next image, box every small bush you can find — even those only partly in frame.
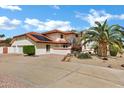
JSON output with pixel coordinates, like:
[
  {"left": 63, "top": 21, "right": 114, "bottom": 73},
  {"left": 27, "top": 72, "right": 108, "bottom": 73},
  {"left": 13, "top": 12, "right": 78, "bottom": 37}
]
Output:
[
  {"left": 23, "top": 45, "right": 35, "bottom": 56},
  {"left": 109, "top": 45, "right": 118, "bottom": 56},
  {"left": 77, "top": 52, "right": 92, "bottom": 59}
]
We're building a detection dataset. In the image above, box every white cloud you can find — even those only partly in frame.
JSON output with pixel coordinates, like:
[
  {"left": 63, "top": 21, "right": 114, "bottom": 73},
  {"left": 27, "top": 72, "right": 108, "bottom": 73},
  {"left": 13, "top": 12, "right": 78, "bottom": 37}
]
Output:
[
  {"left": 24, "top": 18, "right": 74, "bottom": 31},
  {"left": 75, "top": 9, "right": 124, "bottom": 26},
  {"left": 52, "top": 5, "right": 60, "bottom": 10},
  {"left": 0, "top": 16, "right": 21, "bottom": 30},
  {"left": 0, "top": 5, "right": 21, "bottom": 11}
]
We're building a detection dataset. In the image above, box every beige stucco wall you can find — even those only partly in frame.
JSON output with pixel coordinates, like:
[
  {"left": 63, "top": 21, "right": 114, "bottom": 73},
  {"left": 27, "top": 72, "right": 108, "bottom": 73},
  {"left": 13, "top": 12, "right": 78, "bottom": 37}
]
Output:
[
  {"left": 35, "top": 43, "right": 46, "bottom": 55},
  {"left": 35, "top": 43, "right": 62, "bottom": 49},
  {"left": 46, "top": 33, "right": 77, "bottom": 42},
  {"left": 35, "top": 43, "right": 70, "bottom": 55},
  {"left": 11, "top": 36, "right": 35, "bottom": 47},
  {"left": 46, "top": 33, "right": 62, "bottom": 41}
]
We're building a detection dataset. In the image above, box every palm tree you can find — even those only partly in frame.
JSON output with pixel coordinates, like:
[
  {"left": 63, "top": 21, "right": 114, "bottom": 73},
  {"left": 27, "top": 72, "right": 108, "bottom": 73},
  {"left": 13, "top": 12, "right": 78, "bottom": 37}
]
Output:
[{"left": 81, "top": 19, "right": 124, "bottom": 58}]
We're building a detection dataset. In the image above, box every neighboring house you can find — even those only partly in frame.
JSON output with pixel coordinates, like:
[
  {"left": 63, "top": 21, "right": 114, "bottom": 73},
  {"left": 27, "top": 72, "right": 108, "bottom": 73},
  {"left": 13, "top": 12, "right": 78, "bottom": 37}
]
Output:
[{"left": 10, "top": 29, "right": 78, "bottom": 55}]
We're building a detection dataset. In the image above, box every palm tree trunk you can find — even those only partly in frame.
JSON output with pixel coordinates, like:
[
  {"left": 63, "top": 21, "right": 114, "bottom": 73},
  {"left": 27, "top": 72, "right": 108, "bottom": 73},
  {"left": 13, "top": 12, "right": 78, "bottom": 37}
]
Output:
[
  {"left": 97, "top": 42, "right": 107, "bottom": 57},
  {"left": 98, "top": 42, "right": 102, "bottom": 57},
  {"left": 102, "top": 42, "right": 107, "bottom": 57}
]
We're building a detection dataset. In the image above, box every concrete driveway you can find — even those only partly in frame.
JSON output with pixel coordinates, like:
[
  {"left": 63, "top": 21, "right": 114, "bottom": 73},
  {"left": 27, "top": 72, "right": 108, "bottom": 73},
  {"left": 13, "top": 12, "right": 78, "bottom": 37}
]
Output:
[{"left": 0, "top": 54, "right": 124, "bottom": 88}]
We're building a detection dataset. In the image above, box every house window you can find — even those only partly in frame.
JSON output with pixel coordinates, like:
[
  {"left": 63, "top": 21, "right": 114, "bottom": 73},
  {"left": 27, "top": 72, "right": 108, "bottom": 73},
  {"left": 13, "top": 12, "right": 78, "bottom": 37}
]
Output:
[
  {"left": 60, "top": 34, "right": 63, "bottom": 38},
  {"left": 63, "top": 45, "right": 68, "bottom": 48}
]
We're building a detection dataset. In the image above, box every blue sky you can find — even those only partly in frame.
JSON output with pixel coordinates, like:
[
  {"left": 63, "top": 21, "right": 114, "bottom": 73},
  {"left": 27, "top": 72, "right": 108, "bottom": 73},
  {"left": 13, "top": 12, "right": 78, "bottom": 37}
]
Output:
[{"left": 0, "top": 5, "right": 124, "bottom": 38}]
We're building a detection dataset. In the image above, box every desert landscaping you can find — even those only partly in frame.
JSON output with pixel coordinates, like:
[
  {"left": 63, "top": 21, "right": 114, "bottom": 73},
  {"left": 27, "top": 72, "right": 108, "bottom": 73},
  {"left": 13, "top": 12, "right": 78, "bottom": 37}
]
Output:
[{"left": 0, "top": 54, "right": 124, "bottom": 88}]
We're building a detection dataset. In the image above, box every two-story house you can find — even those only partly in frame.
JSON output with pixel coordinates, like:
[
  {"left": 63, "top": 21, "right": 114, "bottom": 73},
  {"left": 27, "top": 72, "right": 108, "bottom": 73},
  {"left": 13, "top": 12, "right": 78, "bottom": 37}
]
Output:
[{"left": 10, "top": 29, "right": 78, "bottom": 55}]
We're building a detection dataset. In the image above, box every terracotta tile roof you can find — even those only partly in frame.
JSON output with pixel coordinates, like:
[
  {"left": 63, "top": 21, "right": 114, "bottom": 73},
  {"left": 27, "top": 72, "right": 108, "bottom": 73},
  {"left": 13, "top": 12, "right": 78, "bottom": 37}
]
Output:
[
  {"left": 12, "top": 32, "right": 69, "bottom": 44},
  {"left": 42, "top": 29, "right": 77, "bottom": 35}
]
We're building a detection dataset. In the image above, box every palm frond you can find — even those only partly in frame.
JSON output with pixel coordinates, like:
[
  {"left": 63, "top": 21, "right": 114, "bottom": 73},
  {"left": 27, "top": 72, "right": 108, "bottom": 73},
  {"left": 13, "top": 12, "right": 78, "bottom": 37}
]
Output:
[
  {"left": 85, "top": 30, "right": 100, "bottom": 36},
  {"left": 102, "top": 19, "right": 107, "bottom": 31},
  {"left": 95, "top": 21, "right": 102, "bottom": 27}
]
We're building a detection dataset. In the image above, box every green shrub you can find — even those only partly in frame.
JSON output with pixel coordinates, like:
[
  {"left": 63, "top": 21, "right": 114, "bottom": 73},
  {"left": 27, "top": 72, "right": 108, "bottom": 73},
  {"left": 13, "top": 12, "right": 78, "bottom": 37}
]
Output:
[
  {"left": 23, "top": 45, "right": 35, "bottom": 56},
  {"left": 77, "top": 52, "right": 92, "bottom": 59},
  {"left": 109, "top": 45, "right": 118, "bottom": 56}
]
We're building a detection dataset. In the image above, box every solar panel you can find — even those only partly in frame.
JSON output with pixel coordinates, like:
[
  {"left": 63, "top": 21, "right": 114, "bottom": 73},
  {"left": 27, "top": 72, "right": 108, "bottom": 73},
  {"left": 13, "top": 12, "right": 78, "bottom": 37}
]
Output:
[{"left": 31, "top": 34, "right": 51, "bottom": 41}]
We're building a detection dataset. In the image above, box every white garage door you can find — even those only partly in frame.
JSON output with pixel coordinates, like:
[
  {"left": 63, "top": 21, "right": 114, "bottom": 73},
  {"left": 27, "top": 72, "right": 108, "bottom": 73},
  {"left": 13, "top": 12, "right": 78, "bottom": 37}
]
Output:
[{"left": 18, "top": 46, "right": 23, "bottom": 54}]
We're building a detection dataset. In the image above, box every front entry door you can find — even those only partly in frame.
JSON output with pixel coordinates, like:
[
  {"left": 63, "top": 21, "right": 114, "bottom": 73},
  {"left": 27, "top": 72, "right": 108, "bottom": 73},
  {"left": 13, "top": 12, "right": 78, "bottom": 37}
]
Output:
[{"left": 46, "top": 45, "right": 50, "bottom": 52}]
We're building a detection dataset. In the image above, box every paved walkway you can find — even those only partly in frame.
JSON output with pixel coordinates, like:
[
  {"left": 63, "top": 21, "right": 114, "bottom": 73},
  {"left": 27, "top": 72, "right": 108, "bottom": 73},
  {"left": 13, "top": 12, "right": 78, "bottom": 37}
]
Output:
[{"left": 0, "top": 54, "right": 124, "bottom": 88}]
